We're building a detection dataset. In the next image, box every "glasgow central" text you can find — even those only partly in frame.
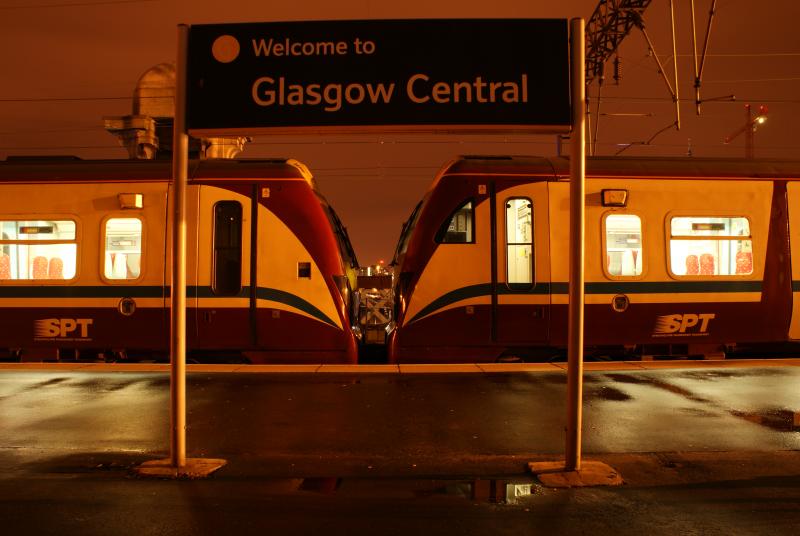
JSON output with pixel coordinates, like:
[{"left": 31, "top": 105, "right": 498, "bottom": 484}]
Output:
[{"left": 251, "top": 73, "right": 529, "bottom": 112}]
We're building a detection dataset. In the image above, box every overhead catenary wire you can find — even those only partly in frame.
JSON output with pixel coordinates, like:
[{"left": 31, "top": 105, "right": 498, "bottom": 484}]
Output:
[
  {"left": 3, "top": 141, "right": 800, "bottom": 156},
  {"left": 0, "top": 0, "right": 157, "bottom": 9},
  {"left": 703, "top": 77, "right": 800, "bottom": 83},
  {"left": 0, "top": 126, "right": 107, "bottom": 135},
  {"left": 0, "top": 96, "right": 132, "bottom": 103}
]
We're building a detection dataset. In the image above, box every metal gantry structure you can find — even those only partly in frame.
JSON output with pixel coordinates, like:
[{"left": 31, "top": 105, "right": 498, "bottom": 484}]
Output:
[
  {"left": 584, "top": 0, "right": 720, "bottom": 155},
  {"left": 585, "top": 0, "right": 656, "bottom": 155},
  {"left": 585, "top": 0, "right": 653, "bottom": 85}
]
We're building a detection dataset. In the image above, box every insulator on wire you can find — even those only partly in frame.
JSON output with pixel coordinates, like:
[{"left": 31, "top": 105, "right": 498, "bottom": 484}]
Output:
[{"left": 613, "top": 56, "right": 622, "bottom": 84}]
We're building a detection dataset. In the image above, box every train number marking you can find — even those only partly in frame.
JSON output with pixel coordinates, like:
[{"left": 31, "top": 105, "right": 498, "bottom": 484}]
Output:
[
  {"left": 34, "top": 318, "right": 94, "bottom": 341},
  {"left": 653, "top": 313, "right": 715, "bottom": 337}
]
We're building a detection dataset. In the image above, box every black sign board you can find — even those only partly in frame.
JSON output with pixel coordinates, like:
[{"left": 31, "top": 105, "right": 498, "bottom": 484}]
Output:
[{"left": 187, "top": 19, "right": 570, "bottom": 134}]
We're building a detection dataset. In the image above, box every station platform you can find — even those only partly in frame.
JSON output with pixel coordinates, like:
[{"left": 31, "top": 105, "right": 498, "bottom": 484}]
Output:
[
  {"left": 1, "top": 358, "right": 798, "bottom": 533},
  {"left": 2, "top": 357, "right": 799, "bottom": 374}
]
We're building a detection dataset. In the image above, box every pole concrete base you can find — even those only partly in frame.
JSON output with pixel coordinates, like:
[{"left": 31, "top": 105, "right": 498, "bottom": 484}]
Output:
[
  {"left": 529, "top": 460, "right": 623, "bottom": 488},
  {"left": 134, "top": 458, "right": 227, "bottom": 479}
]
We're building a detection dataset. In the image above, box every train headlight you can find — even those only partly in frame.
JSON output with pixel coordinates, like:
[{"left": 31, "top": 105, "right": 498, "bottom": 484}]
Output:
[{"left": 351, "top": 324, "right": 363, "bottom": 341}]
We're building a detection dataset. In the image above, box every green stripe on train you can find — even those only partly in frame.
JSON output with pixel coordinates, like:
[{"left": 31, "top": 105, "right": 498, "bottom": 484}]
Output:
[
  {"left": 408, "top": 280, "right": 764, "bottom": 325},
  {"left": 0, "top": 285, "right": 338, "bottom": 329}
]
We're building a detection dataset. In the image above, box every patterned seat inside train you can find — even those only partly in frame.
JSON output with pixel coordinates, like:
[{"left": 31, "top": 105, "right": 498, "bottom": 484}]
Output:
[
  {"left": 700, "top": 253, "right": 715, "bottom": 275},
  {"left": 685, "top": 254, "right": 700, "bottom": 275},
  {"left": 0, "top": 253, "right": 9, "bottom": 279},
  {"left": 48, "top": 257, "right": 64, "bottom": 279},
  {"left": 685, "top": 254, "right": 716, "bottom": 275},
  {"left": 32, "top": 256, "right": 48, "bottom": 279},
  {"left": 735, "top": 251, "right": 753, "bottom": 274}
]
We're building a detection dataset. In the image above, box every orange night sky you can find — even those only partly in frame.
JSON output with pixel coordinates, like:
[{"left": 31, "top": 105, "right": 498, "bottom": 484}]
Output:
[{"left": 1, "top": 0, "right": 798, "bottom": 263}]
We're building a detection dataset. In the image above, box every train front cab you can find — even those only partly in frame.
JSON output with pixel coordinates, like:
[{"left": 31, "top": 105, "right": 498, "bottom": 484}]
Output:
[
  {"left": 388, "top": 169, "right": 555, "bottom": 362},
  {"left": 390, "top": 157, "right": 800, "bottom": 363},
  {"left": 186, "top": 175, "right": 358, "bottom": 364},
  {"left": 0, "top": 159, "right": 357, "bottom": 364}
]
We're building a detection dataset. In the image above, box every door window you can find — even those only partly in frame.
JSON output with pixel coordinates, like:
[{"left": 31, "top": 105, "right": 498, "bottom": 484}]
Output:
[
  {"left": 604, "top": 214, "right": 643, "bottom": 277},
  {"left": 212, "top": 201, "right": 243, "bottom": 295},
  {"left": 103, "top": 217, "right": 142, "bottom": 280},
  {"left": 505, "top": 198, "right": 533, "bottom": 287}
]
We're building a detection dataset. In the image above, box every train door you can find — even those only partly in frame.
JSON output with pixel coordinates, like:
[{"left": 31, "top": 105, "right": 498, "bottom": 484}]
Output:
[
  {"left": 493, "top": 182, "right": 550, "bottom": 344},
  {"left": 193, "top": 185, "right": 255, "bottom": 350},
  {"left": 787, "top": 183, "right": 800, "bottom": 339}
]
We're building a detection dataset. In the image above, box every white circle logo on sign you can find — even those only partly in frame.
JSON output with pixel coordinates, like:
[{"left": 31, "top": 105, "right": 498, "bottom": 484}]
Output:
[{"left": 212, "top": 35, "right": 240, "bottom": 63}]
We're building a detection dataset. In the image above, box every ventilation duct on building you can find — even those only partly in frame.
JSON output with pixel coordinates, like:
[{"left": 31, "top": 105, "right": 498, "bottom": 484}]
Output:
[{"left": 104, "top": 63, "right": 250, "bottom": 160}]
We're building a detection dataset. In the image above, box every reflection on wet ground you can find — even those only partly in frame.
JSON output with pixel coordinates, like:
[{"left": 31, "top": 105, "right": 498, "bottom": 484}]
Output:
[
  {"left": 605, "top": 373, "right": 710, "bottom": 403},
  {"left": 732, "top": 408, "right": 800, "bottom": 432},
  {"left": 674, "top": 368, "right": 789, "bottom": 381},
  {"left": 300, "top": 477, "right": 533, "bottom": 504},
  {"left": 24, "top": 377, "right": 69, "bottom": 391},
  {"left": 299, "top": 477, "right": 342, "bottom": 493},
  {"left": 601, "top": 372, "right": 799, "bottom": 434},
  {"left": 71, "top": 378, "right": 146, "bottom": 393},
  {"left": 591, "top": 386, "right": 633, "bottom": 402},
  {"left": 10, "top": 375, "right": 169, "bottom": 396}
]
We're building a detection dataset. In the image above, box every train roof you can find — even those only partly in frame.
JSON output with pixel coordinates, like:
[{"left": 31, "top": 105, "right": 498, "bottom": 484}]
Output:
[
  {"left": 0, "top": 157, "right": 317, "bottom": 186},
  {"left": 439, "top": 155, "right": 800, "bottom": 181}
]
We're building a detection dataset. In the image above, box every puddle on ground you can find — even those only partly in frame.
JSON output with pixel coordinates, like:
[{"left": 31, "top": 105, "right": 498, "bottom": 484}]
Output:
[
  {"left": 731, "top": 408, "right": 800, "bottom": 432},
  {"left": 299, "top": 477, "right": 341, "bottom": 493},
  {"left": 605, "top": 374, "right": 710, "bottom": 403},
  {"left": 591, "top": 386, "right": 633, "bottom": 402},
  {"left": 471, "top": 479, "right": 533, "bottom": 504},
  {"left": 24, "top": 377, "right": 69, "bottom": 391},
  {"left": 299, "top": 477, "right": 533, "bottom": 503},
  {"left": 412, "top": 478, "right": 534, "bottom": 504}
]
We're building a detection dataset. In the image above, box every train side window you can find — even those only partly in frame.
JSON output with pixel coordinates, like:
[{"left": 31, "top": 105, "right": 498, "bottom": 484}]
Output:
[
  {"left": 604, "top": 214, "right": 643, "bottom": 277},
  {"left": 103, "top": 218, "right": 143, "bottom": 280},
  {"left": 0, "top": 219, "right": 77, "bottom": 281},
  {"left": 505, "top": 197, "right": 533, "bottom": 287},
  {"left": 436, "top": 200, "right": 474, "bottom": 244},
  {"left": 669, "top": 216, "right": 753, "bottom": 276},
  {"left": 212, "top": 201, "right": 243, "bottom": 296}
]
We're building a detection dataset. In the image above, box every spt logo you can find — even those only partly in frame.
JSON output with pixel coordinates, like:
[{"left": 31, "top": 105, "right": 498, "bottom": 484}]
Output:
[
  {"left": 34, "top": 318, "right": 93, "bottom": 341},
  {"left": 653, "top": 313, "right": 715, "bottom": 337}
]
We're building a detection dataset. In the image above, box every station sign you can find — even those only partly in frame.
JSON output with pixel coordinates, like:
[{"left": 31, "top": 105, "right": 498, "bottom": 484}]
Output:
[{"left": 186, "top": 19, "right": 571, "bottom": 135}]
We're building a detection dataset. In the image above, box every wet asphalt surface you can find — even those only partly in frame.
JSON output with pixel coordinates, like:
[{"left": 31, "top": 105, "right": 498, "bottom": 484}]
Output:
[{"left": 1, "top": 363, "right": 799, "bottom": 534}]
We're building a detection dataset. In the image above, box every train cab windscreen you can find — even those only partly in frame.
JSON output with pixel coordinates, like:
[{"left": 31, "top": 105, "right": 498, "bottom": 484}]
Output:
[
  {"left": 435, "top": 200, "right": 474, "bottom": 244},
  {"left": 392, "top": 200, "right": 423, "bottom": 264}
]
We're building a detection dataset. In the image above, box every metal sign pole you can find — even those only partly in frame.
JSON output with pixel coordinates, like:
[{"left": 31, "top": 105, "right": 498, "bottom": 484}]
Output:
[
  {"left": 565, "top": 16, "right": 586, "bottom": 472},
  {"left": 136, "top": 24, "right": 226, "bottom": 478},
  {"left": 170, "top": 23, "right": 189, "bottom": 469}
]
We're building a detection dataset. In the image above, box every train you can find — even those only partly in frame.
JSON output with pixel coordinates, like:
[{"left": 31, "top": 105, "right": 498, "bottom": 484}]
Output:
[
  {"left": 0, "top": 157, "right": 360, "bottom": 363},
  {"left": 387, "top": 155, "right": 800, "bottom": 363}
]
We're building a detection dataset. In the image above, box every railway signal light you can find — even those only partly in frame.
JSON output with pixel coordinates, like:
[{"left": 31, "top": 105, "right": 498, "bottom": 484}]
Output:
[{"left": 724, "top": 104, "right": 769, "bottom": 159}]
